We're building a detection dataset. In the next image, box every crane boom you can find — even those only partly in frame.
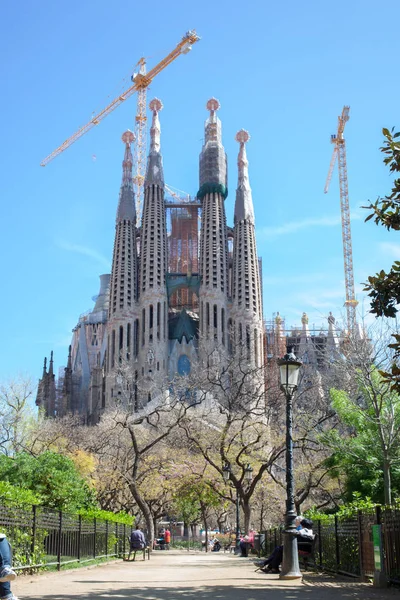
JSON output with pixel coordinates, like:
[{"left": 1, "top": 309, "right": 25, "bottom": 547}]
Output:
[
  {"left": 324, "top": 106, "right": 358, "bottom": 333},
  {"left": 40, "top": 30, "right": 200, "bottom": 167}
]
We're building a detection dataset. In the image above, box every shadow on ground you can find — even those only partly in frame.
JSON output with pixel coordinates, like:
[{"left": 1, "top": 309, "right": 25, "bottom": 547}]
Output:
[{"left": 23, "top": 580, "right": 398, "bottom": 600}]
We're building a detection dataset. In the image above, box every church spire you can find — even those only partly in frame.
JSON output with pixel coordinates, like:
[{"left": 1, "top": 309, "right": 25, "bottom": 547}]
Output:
[
  {"left": 234, "top": 130, "right": 254, "bottom": 224},
  {"left": 145, "top": 98, "right": 164, "bottom": 186},
  {"left": 49, "top": 351, "right": 54, "bottom": 376},
  {"left": 116, "top": 130, "right": 136, "bottom": 223},
  {"left": 198, "top": 98, "right": 227, "bottom": 199}
]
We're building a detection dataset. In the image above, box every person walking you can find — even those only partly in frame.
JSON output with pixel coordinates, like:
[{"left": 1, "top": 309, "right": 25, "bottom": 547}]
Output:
[{"left": 0, "top": 533, "right": 18, "bottom": 600}]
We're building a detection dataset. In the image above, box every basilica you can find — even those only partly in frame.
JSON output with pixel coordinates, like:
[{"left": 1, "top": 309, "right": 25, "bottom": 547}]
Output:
[{"left": 36, "top": 98, "right": 265, "bottom": 421}]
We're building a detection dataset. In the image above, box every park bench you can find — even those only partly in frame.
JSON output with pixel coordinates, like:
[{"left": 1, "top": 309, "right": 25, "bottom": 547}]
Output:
[
  {"left": 298, "top": 534, "right": 318, "bottom": 570},
  {"left": 254, "top": 534, "right": 318, "bottom": 573},
  {"left": 128, "top": 545, "right": 150, "bottom": 561}
]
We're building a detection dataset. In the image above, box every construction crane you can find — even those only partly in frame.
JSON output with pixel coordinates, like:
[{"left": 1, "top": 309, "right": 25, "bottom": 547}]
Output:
[
  {"left": 40, "top": 30, "right": 200, "bottom": 217},
  {"left": 324, "top": 106, "right": 358, "bottom": 334}
]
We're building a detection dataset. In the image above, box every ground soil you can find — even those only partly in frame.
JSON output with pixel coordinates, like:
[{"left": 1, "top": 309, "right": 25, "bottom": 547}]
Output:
[{"left": 13, "top": 550, "right": 399, "bottom": 600}]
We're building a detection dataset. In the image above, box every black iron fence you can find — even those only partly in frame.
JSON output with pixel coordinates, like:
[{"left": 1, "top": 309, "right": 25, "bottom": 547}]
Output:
[
  {"left": 262, "top": 506, "right": 400, "bottom": 584},
  {"left": 0, "top": 504, "right": 132, "bottom": 571}
]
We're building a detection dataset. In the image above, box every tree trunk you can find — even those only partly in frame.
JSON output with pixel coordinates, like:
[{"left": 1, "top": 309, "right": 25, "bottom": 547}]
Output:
[
  {"left": 129, "top": 484, "right": 154, "bottom": 548},
  {"left": 383, "top": 456, "right": 392, "bottom": 505},
  {"left": 201, "top": 505, "right": 209, "bottom": 552},
  {"left": 243, "top": 501, "right": 251, "bottom": 534}
]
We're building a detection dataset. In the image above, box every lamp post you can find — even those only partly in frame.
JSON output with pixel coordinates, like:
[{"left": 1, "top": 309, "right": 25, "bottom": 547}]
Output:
[
  {"left": 222, "top": 463, "right": 253, "bottom": 554},
  {"left": 277, "top": 348, "right": 302, "bottom": 580}
]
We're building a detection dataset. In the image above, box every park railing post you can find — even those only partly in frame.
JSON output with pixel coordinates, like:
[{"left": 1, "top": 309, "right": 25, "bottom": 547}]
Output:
[
  {"left": 57, "top": 511, "right": 63, "bottom": 571},
  {"left": 105, "top": 520, "right": 109, "bottom": 557},
  {"left": 318, "top": 519, "right": 323, "bottom": 570},
  {"left": 93, "top": 518, "right": 96, "bottom": 559},
  {"left": 357, "top": 510, "right": 364, "bottom": 579},
  {"left": 78, "top": 515, "right": 82, "bottom": 562},
  {"left": 115, "top": 522, "right": 118, "bottom": 557},
  {"left": 334, "top": 515, "right": 340, "bottom": 573},
  {"left": 123, "top": 524, "right": 126, "bottom": 557},
  {"left": 30, "top": 505, "right": 37, "bottom": 572}
]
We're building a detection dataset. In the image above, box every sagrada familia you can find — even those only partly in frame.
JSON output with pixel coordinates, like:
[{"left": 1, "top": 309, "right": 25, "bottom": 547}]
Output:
[{"left": 36, "top": 98, "right": 266, "bottom": 422}]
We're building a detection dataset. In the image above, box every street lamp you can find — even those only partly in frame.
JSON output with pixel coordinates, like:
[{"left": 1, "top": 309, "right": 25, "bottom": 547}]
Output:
[{"left": 277, "top": 348, "right": 302, "bottom": 580}]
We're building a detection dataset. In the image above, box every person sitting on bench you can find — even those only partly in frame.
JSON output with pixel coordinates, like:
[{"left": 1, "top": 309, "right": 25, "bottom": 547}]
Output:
[
  {"left": 254, "top": 519, "right": 314, "bottom": 574},
  {"left": 128, "top": 525, "right": 146, "bottom": 560}
]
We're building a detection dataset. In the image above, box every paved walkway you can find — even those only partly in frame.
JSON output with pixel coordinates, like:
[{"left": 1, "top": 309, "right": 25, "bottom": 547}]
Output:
[{"left": 13, "top": 551, "right": 398, "bottom": 600}]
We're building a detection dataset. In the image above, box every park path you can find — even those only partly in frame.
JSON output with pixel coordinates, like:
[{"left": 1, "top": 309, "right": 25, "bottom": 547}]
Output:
[{"left": 13, "top": 550, "right": 399, "bottom": 600}]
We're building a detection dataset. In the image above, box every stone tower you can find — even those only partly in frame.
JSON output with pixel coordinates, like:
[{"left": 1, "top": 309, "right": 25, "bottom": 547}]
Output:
[
  {"left": 231, "top": 130, "right": 264, "bottom": 369},
  {"left": 198, "top": 99, "right": 229, "bottom": 360},
  {"left": 138, "top": 99, "right": 169, "bottom": 391},
  {"left": 105, "top": 130, "right": 139, "bottom": 402}
]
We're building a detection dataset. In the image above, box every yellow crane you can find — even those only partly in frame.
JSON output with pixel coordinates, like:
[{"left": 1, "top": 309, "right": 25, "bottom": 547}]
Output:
[
  {"left": 324, "top": 106, "right": 358, "bottom": 334},
  {"left": 40, "top": 30, "right": 200, "bottom": 217}
]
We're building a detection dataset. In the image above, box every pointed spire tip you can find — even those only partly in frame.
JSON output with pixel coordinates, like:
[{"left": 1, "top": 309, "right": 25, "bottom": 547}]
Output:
[
  {"left": 235, "top": 129, "right": 250, "bottom": 144},
  {"left": 122, "top": 130, "right": 135, "bottom": 145},
  {"left": 149, "top": 98, "right": 163, "bottom": 113},
  {"left": 206, "top": 98, "right": 220, "bottom": 113}
]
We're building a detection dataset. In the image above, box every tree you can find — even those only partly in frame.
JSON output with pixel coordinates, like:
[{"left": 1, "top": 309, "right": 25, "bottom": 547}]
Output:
[
  {"left": 0, "top": 451, "right": 98, "bottom": 511},
  {"left": 322, "top": 368, "right": 400, "bottom": 505},
  {"left": 176, "top": 345, "right": 337, "bottom": 532},
  {"left": 364, "top": 127, "right": 400, "bottom": 392},
  {"left": 0, "top": 377, "right": 36, "bottom": 455}
]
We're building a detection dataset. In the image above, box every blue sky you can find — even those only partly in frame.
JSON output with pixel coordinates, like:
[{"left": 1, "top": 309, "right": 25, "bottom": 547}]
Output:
[{"left": 1, "top": 0, "right": 399, "bottom": 381}]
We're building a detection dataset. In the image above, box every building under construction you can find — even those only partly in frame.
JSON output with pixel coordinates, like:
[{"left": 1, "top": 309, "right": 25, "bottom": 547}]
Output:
[{"left": 36, "top": 99, "right": 265, "bottom": 421}]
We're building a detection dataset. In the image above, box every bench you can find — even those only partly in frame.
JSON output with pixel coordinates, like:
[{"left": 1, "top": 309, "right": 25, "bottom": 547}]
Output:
[
  {"left": 128, "top": 546, "right": 150, "bottom": 561},
  {"left": 298, "top": 534, "right": 318, "bottom": 570}
]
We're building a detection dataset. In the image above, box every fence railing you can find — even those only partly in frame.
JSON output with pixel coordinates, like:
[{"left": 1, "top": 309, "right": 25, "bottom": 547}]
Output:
[
  {"left": 262, "top": 506, "right": 400, "bottom": 584},
  {"left": 0, "top": 504, "right": 132, "bottom": 572}
]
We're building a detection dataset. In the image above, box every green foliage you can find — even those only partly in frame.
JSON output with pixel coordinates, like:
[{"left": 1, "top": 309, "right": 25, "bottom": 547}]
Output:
[
  {"left": 0, "top": 451, "right": 98, "bottom": 512},
  {"left": 77, "top": 507, "right": 134, "bottom": 526},
  {"left": 305, "top": 493, "right": 377, "bottom": 522},
  {"left": 321, "top": 371, "right": 400, "bottom": 503},
  {"left": 170, "top": 539, "right": 202, "bottom": 550},
  {"left": 171, "top": 477, "right": 221, "bottom": 525},
  {"left": 0, "top": 480, "right": 42, "bottom": 507},
  {"left": 364, "top": 127, "right": 400, "bottom": 392}
]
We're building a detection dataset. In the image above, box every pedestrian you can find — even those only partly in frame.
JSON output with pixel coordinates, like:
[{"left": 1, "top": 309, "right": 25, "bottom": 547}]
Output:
[
  {"left": 128, "top": 526, "right": 146, "bottom": 560},
  {"left": 0, "top": 533, "right": 18, "bottom": 600},
  {"left": 164, "top": 528, "right": 171, "bottom": 550}
]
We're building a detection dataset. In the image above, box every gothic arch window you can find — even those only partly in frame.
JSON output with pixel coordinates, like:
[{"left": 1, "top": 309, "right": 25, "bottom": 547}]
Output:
[{"left": 178, "top": 354, "right": 191, "bottom": 376}]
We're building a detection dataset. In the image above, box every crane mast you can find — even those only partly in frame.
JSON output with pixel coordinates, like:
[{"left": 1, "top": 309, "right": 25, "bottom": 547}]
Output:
[
  {"left": 40, "top": 30, "right": 200, "bottom": 219},
  {"left": 132, "top": 58, "right": 147, "bottom": 221},
  {"left": 324, "top": 106, "right": 358, "bottom": 334}
]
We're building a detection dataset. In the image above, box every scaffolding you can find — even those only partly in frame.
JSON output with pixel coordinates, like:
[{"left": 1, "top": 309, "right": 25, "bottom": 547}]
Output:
[{"left": 166, "top": 193, "right": 201, "bottom": 310}]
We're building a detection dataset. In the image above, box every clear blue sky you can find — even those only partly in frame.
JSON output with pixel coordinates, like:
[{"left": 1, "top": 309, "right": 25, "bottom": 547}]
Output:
[{"left": 1, "top": 0, "right": 399, "bottom": 382}]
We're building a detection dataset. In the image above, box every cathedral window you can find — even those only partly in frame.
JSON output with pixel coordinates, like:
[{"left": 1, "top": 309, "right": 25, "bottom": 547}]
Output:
[
  {"left": 246, "top": 325, "right": 251, "bottom": 360},
  {"left": 111, "top": 330, "right": 116, "bottom": 368},
  {"left": 142, "top": 309, "right": 145, "bottom": 346},
  {"left": 157, "top": 302, "right": 161, "bottom": 340},
  {"left": 221, "top": 308, "right": 225, "bottom": 345},
  {"left": 127, "top": 322, "right": 131, "bottom": 352}
]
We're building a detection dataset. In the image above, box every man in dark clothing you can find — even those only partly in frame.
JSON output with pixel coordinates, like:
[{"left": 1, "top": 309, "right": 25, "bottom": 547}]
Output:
[
  {"left": 254, "top": 519, "right": 314, "bottom": 574},
  {"left": 128, "top": 526, "right": 146, "bottom": 560}
]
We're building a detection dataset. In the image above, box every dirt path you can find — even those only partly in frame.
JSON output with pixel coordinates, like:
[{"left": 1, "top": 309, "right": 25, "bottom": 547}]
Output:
[{"left": 13, "top": 551, "right": 398, "bottom": 600}]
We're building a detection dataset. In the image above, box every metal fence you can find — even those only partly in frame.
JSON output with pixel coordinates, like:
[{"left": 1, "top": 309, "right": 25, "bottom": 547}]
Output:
[
  {"left": 0, "top": 504, "right": 132, "bottom": 572},
  {"left": 262, "top": 506, "right": 400, "bottom": 584}
]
